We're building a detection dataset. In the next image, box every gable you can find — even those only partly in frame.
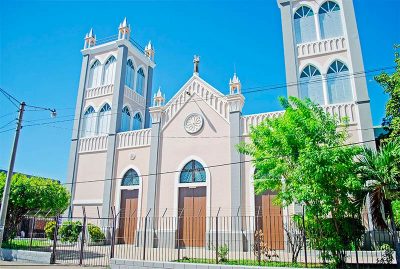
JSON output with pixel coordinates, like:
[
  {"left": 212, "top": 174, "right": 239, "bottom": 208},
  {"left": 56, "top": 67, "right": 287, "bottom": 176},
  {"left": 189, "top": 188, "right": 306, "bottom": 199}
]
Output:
[{"left": 162, "top": 75, "right": 229, "bottom": 130}]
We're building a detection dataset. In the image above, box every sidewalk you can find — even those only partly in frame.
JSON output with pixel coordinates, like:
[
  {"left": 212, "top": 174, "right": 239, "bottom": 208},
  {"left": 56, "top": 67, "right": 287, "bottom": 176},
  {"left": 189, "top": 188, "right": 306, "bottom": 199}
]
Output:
[{"left": 0, "top": 260, "right": 105, "bottom": 268}]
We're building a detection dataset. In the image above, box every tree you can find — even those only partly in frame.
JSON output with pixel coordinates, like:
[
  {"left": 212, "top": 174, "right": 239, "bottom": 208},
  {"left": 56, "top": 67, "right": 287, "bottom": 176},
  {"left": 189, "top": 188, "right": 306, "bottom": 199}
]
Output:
[
  {"left": 357, "top": 137, "right": 400, "bottom": 229},
  {"left": 237, "top": 97, "right": 364, "bottom": 266},
  {"left": 375, "top": 45, "right": 400, "bottom": 141},
  {"left": 0, "top": 172, "right": 70, "bottom": 241}
]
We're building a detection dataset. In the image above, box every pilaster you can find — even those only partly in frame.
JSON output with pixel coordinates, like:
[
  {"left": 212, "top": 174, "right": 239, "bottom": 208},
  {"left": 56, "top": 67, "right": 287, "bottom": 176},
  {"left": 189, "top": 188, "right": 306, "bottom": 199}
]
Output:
[
  {"left": 144, "top": 67, "right": 154, "bottom": 128},
  {"left": 277, "top": 0, "right": 299, "bottom": 97},
  {"left": 226, "top": 94, "right": 245, "bottom": 219},
  {"left": 65, "top": 53, "right": 90, "bottom": 218},
  {"left": 146, "top": 106, "right": 164, "bottom": 219},
  {"left": 101, "top": 45, "right": 128, "bottom": 221},
  {"left": 341, "top": 0, "right": 375, "bottom": 149}
]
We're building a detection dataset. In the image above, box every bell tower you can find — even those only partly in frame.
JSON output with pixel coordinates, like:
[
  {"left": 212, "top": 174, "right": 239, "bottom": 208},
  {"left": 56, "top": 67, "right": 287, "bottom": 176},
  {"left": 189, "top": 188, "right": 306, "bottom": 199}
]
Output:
[{"left": 277, "top": 0, "right": 375, "bottom": 148}]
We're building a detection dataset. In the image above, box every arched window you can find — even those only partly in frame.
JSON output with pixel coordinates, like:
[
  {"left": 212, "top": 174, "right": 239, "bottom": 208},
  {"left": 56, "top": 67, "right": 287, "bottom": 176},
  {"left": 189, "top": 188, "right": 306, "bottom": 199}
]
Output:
[
  {"left": 121, "top": 169, "right": 140, "bottom": 186},
  {"left": 88, "top": 60, "right": 102, "bottom": 88},
  {"left": 98, "top": 103, "right": 112, "bottom": 135},
  {"left": 125, "top": 59, "right": 135, "bottom": 89},
  {"left": 294, "top": 6, "right": 317, "bottom": 44},
  {"left": 103, "top": 56, "right": 116, "bottom": 85},
  {"left": 300, "top": 65, "right": 324, "bottom": 104},
  {"left": 319, "top": 1, "right": 343, "bottom": 39},
  {"left": 121, "top": 106, "right": 131, "bottom": 132},
  {"left": 81, "top": 106, "right": 96, "bottom": 137},
  {"left": 327, "top": 60, "right": 353, "bottom": 104},
  {"left": 136, "top": 68, "right": 145, "bottom": 96},
  {"left": 180, "top": 160, "right": 206, "bottom": 183},
  {"left": 132, "top": 113, "right": 142, "bottom": 130}
]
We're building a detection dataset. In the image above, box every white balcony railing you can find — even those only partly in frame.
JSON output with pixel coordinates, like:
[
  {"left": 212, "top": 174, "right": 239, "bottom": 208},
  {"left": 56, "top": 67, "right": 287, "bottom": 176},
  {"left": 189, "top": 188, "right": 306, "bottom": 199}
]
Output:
[
  {"left": 297, "top": 37, "right": 346, "bottom": 58},
  {"left": 124, "top": 86, "right": 146, "bottom": 107},
  {"left": 85, "top": 84, "right": 114, "bottom": 99},
  {"left": 117, "top": 128, "right": 151, "bottom": 149},
  {"left": 242, "top": 111, "right": 284, "bottom": 135},
  {"left": 242, "top": 102, "right": 357, "bottom": 135},
  {"left": 322, "top": 102, "right": 357, "bottom": 124},
  {"left": 79, "top": 135, "right": 108, "bottom": 153}
]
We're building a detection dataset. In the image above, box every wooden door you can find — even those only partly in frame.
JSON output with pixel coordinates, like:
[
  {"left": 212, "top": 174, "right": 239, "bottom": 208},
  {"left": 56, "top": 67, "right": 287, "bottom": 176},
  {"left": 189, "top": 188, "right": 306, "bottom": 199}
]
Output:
[
  {"left": 119, "top": 189, "right": 139, "bottom": 244},
  {"left": 178, "top": 187, "right": 206, "bottom": 247},
  {"left": 255, "top": 190, "right": 284, "bottom": 250}
]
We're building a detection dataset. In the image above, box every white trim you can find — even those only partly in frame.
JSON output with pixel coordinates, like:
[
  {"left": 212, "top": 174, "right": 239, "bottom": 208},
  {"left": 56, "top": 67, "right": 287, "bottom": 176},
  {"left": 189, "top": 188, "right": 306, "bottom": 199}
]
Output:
[
  {"left": 73, "top": 199, "right": 103, "bottom": 206},
  {"left": 173, "top": 156, "right": 211, "bottom": 230},
  {"left": 114, "top": 165, "right": 143, "bottom": 230}
]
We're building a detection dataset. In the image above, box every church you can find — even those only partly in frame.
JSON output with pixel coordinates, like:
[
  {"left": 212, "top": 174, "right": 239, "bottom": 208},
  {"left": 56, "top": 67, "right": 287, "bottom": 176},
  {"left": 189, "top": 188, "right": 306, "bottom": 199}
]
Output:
[{"left": 66, "top": 0, "right": 375, "bottom": 249}]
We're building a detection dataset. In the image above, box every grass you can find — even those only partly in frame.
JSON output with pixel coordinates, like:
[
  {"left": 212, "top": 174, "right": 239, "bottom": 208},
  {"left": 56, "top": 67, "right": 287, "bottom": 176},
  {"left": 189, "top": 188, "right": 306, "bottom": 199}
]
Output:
[
  {"left": 176, "top": 258, "right": 323, "bottom": 268},
  {"left": 1, "top": 238, "right": 51, "bottom": 250}
]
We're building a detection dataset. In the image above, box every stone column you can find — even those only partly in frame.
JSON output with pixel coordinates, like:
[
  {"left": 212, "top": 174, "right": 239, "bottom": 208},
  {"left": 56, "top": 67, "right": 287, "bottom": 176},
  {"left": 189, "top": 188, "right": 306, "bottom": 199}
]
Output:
[
  {"left": 226, "top": 93, "right": 245, "bottom": 251},
  {"left": 101, "top": 44, "right": 128, "bottom": 222},
  {"left": 277, "top": 0, "right": 299, "bottom": 97},
  {"left": 144, "top": 67, "right": 154, "bottom": 128},
  {"left": 342, "top": 0, "right": 375, "bottom": 149},
  {"left": 65, "top": 53, "right": 90, "bottom": 218}
]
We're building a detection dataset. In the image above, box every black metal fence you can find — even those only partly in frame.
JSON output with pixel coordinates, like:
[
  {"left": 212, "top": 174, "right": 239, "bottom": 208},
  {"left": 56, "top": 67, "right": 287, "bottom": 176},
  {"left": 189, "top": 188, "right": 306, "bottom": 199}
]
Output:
[{"left": 3, "top": 211, "right": 399, "bottom": 268}]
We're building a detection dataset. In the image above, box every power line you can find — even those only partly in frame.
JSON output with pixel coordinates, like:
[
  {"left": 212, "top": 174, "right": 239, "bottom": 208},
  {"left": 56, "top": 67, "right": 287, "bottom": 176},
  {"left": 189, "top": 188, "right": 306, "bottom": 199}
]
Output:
[
  {"left": 14, "top": 66, "right": 391, "bottom": 129},
  {"left": 0, "top": 88, "right": 20, "bottom": 109},
  {"left": 7, "top": 137, "right": 376, "bottom": 188}
]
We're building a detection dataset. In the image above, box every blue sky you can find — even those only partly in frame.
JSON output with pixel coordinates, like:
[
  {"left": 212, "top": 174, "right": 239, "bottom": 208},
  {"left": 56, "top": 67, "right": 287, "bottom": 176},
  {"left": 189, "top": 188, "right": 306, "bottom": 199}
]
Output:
[{"left": 0, "top": 0, "right": 399, "bottom": 182}]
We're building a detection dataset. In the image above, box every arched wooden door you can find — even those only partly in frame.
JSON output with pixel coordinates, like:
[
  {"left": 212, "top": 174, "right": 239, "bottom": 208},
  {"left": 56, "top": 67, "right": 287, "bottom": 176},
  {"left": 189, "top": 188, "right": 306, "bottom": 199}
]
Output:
[
  {"left": 178, "top": 187, "right": 206, "bottom": 247},
  {"left": 119, "top": 189, "right": 138, "bottom": 244},
  {"left": 255, "top": 190, "right": 284, "bottom": 250}
]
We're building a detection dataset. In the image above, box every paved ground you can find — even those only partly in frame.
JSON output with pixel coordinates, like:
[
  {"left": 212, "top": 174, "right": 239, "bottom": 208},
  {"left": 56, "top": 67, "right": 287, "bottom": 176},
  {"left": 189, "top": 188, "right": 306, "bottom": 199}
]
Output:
[{"left": 0, "top": 260, "right": 105, "bottom": 268}]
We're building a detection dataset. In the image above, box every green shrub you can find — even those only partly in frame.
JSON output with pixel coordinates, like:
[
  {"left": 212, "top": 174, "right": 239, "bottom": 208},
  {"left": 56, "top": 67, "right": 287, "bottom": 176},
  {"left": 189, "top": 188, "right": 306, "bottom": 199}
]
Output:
[
  {"left": 59, "top": 221, "right": 82, "bottom": 243},
  {"left": 87, "top": 223, "right": 105, "bottom": 242},
  {"left": 218, "top": 244, "right": 229, "bottom": 262},
  {"left": 377, "top": 244, "right": 394, "bottom": 264},
  {"left": 44, "top": 221, "right": 56, "bottom": 240}
]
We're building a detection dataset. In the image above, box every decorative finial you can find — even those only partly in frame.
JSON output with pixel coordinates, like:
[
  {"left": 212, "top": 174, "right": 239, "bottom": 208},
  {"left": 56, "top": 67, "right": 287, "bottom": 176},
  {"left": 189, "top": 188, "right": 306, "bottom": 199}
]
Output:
[
  {"left": 229, "top": 72, "right": 241, "bottom": 94},
  {"left": 84, "top": 28, "right": 96, "bottom": 49},
  {"left": 153, "top": 87, "right": 165, "bottom": 107},
  {"left": 193, "top": 55, "right": 200, "bottom": 75},
  {"left": 118, "top": 17, "right": 131, "bottom": 40},
  {"left": 145, "top": 40, "right": 155, "bottom": 60}
]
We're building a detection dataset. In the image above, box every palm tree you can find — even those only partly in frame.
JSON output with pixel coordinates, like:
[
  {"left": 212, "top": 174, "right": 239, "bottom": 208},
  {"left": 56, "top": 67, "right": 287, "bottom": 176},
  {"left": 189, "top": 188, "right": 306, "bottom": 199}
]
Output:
[{"left": 357, "top": 137, "right": 400, "bottom": 230}]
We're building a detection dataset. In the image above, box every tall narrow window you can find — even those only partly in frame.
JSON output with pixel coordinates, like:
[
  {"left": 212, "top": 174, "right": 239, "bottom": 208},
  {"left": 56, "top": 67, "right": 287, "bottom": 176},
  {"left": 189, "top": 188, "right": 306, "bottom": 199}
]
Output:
[
  {"left": 319, "top": 1, "right": 343, "bottom": 39},
  {"left": 103, "top": 56, "right": 116, "bottom": 85},
  {"left": 98, "top": 103, "right": 112, "bottom": 135},
  {"left": 294, "top": 6, "right": 317, "bottom": 44},
  {"left": 136, "top": 68, "right": 145, "bottom": 96},
  {"left": 132, "top": 113, "right": 142, "bottom": 130},
  {"left": 121, "top": 106, "right": 131, "bottom": 132},
  {"left": 88, "top": 60, "right": 102, "bottom": 88},
  {"left": 300, "top": 65, "right": 324, "bottom": 105},
  {"left": 125, "top": 59, "right": 135, "bottom": 89},
  {"left": 82, "top": 106, "right": 96, "bottom": 137},
  {"left": 327, "top": 60, "right": 353, "bottom": 104},
  {"left": 180, "top": 160, "right": 206, "bottom": 183},
  {"left": 121, "top": 169, "right": 140, "bottom": 186}
]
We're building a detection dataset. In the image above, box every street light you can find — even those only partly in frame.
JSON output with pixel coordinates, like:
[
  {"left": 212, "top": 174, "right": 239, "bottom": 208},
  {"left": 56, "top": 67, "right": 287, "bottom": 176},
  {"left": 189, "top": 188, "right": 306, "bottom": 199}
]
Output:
[{"left": 0, "top": 97, "right": 56, "bottom": 249}]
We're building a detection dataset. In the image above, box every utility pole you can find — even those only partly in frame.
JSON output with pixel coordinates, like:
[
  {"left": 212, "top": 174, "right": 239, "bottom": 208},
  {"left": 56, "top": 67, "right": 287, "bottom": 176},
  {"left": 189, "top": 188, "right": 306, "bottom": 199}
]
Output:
[{"left": 0, "top": 101, "right": 26, "bottom": 247}]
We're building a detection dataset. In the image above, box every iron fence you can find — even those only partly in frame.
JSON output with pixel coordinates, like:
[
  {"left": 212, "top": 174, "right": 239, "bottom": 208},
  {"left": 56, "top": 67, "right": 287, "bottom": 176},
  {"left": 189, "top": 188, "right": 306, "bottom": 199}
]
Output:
[{"left": 2, "top": 210, "right": 399, "bottom": 268}]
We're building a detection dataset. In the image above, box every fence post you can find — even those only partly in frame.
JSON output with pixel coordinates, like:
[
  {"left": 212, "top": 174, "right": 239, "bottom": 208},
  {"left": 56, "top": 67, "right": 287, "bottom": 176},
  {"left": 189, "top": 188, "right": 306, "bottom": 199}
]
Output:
[
  {"left": 51, "top": 215, "right": 59, "bottom": 264},
  {"left": 110, "top": 212, "right": 116, "bottom": 259},
  {"left": 389, "top": 207, "right": 400, "bottom": 269},
  {"left": 302, "top": 206, "right": 308, "bottom": 268},
  {"left": 177, "top": 209, "right": 184, "bottom": 262},
  {"left": 215, "top": 207, "right": 221, "bottom": 264},
  {"left": 29, "top": 217, "right": 35, "bottom": 251},
  {"left": 79, "top": 208, "right": 87, "bottom": 266},
  {"left": 142, "top": 209, "right": 151, "bottom": 261}
]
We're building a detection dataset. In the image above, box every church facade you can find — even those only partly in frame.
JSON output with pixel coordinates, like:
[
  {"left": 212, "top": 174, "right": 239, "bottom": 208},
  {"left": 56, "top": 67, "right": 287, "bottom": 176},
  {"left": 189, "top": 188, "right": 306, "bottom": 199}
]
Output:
[{"left": 66, "top": 0, "right": 374, "bottom": 248}]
